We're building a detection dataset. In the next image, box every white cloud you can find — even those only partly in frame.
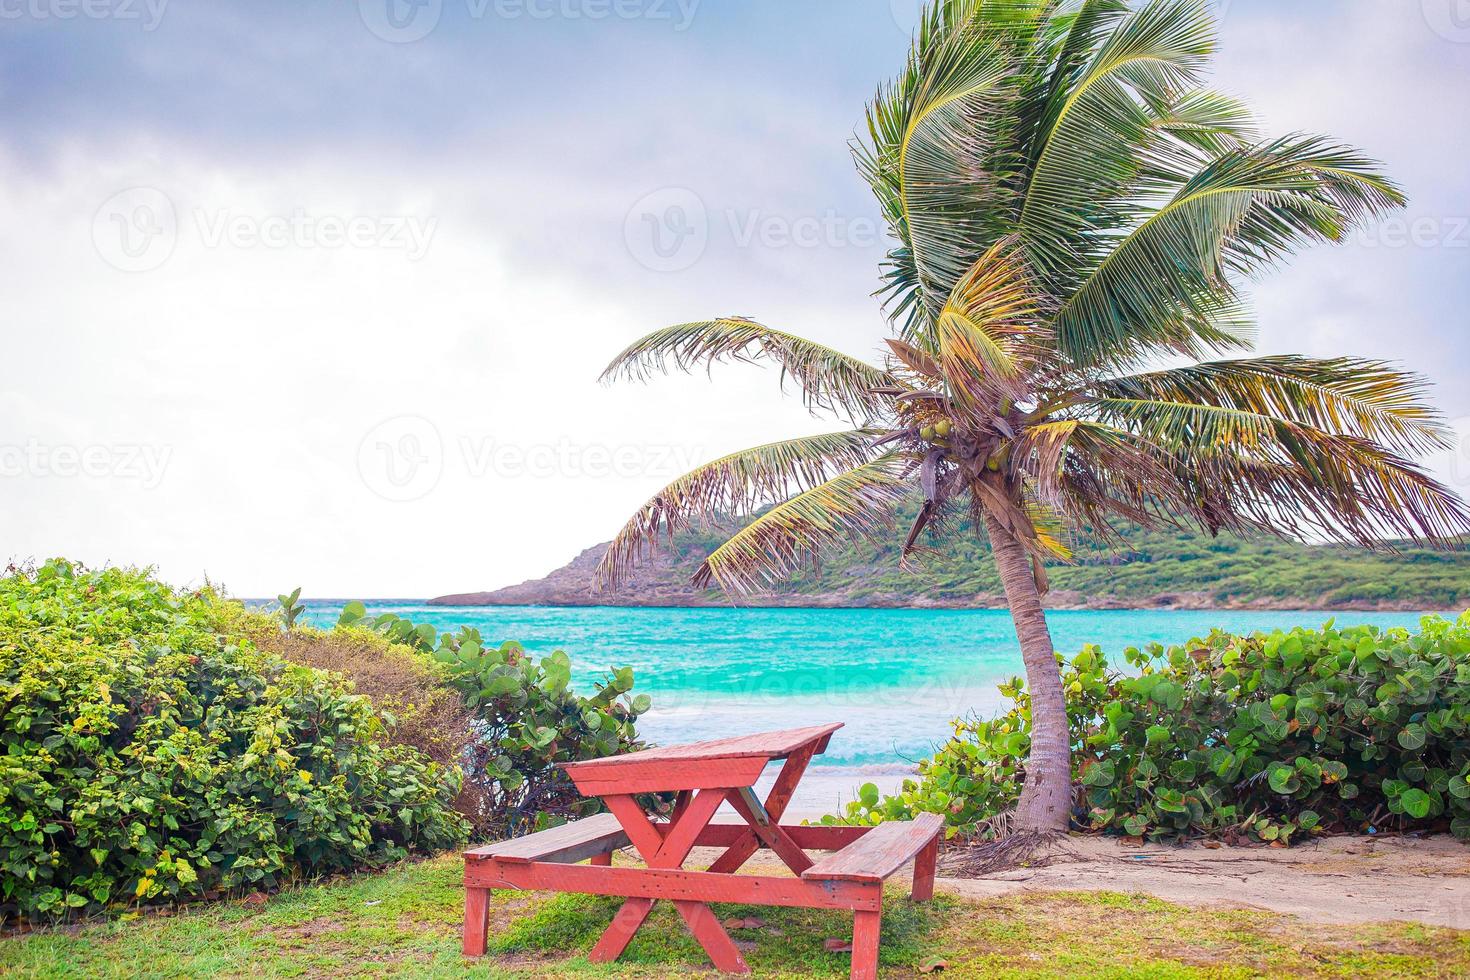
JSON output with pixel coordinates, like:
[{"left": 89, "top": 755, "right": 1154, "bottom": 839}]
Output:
[
  {"left": 0, "top": 146, "right": 837, "bottom": 596},
  {"left": 1214, "top": 0, "right": 1470, "bottom": 503},
  {"left": 4, "top": 1, "right": 1467, "bottom": 597}
]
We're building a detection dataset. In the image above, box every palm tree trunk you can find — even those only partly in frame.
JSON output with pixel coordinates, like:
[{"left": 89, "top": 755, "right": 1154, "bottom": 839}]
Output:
[{"left": 981, "top": 508, "right": 1072, "bottom": 833}]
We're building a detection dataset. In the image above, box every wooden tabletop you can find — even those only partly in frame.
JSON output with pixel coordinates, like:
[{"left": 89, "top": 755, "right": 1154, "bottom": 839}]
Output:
[
  {"left": 560, "top": 723, "right": 843, "bottom": 796},
  {"left": 562, "top": 723, "right": 843, "bottom": 771}
]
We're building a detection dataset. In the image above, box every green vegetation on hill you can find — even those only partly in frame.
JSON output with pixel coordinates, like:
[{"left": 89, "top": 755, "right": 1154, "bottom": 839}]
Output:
[{"left": 634, "top": 503, "right": 1470, "bottom": 608}]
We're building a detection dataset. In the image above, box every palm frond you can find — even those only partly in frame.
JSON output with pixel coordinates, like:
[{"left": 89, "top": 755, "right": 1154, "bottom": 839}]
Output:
[
  {"left": 1019, "top": 0, "right": 1217, "bottom": 282},
  {"left": 1050, "top": 443, "right": 1187, "bottom": 538},
  {"left": 859, "top": 1, "right": 1039, "bottom": 332},
  {"left": 1134, "top": 88, "right": 1259, "bottom": 195},
  {"left": 1052, "top": 134, "right": 1404, "bottom": 365},
  {"left": 1149, "top": 88, "right": 1256, "bottom": 155},
  {"left": 1015, "top": 0, "right": 1129, "bottom": 174},
  {"left": 1087, "top": 397, "right": 1276, "bottom": 449},
  {"left": 885, "top": 338, "right": 945, "bottom": 380},
  {"left": 600, "top": 318, "right": 896, "bottom": 421},
  {"left": 1023, "top": 495, "right": 1073, "bottom": 561},
  {"left": 595, "top": 431, "right": 883, "bottom": 589},
  {"left": 1184, "top": 440, "right": 1469, "bottom": 546},
  {"left": 934, "top": 238, "right": 1046, "bottom": 404},
  {"left": 1074, "top": 397, "right": 1470, "bottom": 544},
  {"left": 1096, "top": 356, "right": 1449, "bottom": 456},
  {"left": 1015, "top": 417, "right": 1192, "bottom": 522},
  {"left": 693, "top": 456, "right": 913, "bottom": 594}
]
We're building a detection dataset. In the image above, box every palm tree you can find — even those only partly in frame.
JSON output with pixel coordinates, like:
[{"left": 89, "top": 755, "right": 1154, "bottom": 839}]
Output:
[{"left": 596, "top": 0, "right": 1470, "bottom": 833}]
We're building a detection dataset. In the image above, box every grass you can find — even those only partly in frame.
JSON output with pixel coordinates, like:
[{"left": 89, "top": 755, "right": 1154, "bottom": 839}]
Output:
[{"left": 4, "top": 854, "right": 1469, "bottom": 978}]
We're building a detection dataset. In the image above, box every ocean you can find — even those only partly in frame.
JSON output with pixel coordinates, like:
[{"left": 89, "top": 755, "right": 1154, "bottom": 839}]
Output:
[{"left": 300, "top": 603, "right": 1455, "bottom": 816}]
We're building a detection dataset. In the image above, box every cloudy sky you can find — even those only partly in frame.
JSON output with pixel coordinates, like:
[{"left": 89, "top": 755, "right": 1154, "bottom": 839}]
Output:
[{"left": 3, "top": 0, "right": 1468, "bottom": 598}]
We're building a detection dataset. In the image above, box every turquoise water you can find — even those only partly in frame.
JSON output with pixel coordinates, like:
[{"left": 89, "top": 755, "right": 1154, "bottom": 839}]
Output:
[{"left": 302, "top": 603, "right": 1455, "bottom": 772}]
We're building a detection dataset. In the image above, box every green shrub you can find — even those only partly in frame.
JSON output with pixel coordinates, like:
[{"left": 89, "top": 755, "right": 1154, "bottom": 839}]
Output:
[
  {"left": 245, "top": 617, "right": 482, "bottom": 822},
  {"left": 336, "top": 604, "right": 650, "bottom": 837},
  {"left": 833, "top": 613, "right": 1470, "bottom": 844},
  {"left": 0, "top": 560, "right": 466, "bottom": 922}
]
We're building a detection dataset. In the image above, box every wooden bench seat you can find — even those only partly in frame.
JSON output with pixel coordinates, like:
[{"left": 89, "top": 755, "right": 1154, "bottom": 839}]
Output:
[
  {"left": 464, "top": 812, "right": 628, "bottom": 866},
  {"left": 803, "top": 813, "right": 943, "bottom": 899}
]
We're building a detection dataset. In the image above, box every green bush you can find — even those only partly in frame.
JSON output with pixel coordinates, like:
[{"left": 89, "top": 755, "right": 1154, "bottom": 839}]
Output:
[
  {"left": 833, "top": 613, "right": 1470, "bottom": 844},
  {"left": 245, "top": 617, "right": 483, "bottom": 822},
  {"left": 0, "top": 561, "right": 466, "bottom": 922},
  {"left": 336, "top": 604, "right": 650, "bottom": 837}
]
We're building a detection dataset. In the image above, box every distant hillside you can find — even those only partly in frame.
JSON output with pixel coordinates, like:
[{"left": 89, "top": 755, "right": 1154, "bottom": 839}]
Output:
[{"left": 432, "top": 508, "right": 1470, "bottom": 611}]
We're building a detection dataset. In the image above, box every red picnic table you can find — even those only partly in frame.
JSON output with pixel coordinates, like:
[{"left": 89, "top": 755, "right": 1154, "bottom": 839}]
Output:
[{"left": 462, "top": 723, "right": 942, "bottom": 979}]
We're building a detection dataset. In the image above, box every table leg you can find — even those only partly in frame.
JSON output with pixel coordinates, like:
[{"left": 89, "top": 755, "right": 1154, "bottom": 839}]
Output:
[
  {"left": 588, "top": 897, "right": 654, "bottom": 963},
  {"left": 594, "top": 789, "right": 748, "bottom": 973},
  {"left": 727, "top": 787, "right": 813, "bottom": 875},
  {"left": 912, "top": 835, "right": 938, "bottom": 901},
  {"left": 462, "top": 885, "right": 490, "bottom": 957},
  {"left": 670, "top": 789, "right": 691, "bottom": 824},
  {"left": 708, "top": 744, "right": 817, "bottom": 874},
  {"left": 851, "top": 909, "right": 882, "bottom": 980},
  {"left": 603, "top": 795, "right": 668, "bottom": 857},
  {"left": 675, "top": 900, "right": 749, "bottom": 973}
]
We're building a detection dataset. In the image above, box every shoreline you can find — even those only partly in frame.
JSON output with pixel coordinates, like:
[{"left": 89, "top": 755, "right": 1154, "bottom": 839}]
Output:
[{"left": 423, "top": 595, "right": 1456, "bottom": 613}]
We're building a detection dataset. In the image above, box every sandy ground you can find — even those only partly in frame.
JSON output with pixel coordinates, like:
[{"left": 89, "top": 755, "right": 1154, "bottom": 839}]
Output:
[
  {"left": 689, "top": 831, "right": 1470, "bottom": 929},
  {"left": 713, "top": 772, "right": 1470, "bottom": 930},
  {"left": 933, "top": 834, "right": 1470, "bottom": 929},
  {"left": 686, "top": 830, "right": 1470, "bottom": 929}
]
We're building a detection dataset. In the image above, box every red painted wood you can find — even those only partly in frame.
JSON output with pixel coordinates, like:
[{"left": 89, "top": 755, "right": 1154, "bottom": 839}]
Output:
[
  {"left": 726, "top": 789, "right": 814, "bottom": 875},
  {"left": 566, "top": 756, "right": 770, "bottom": 796},
  {"left": 464, "top": 859, "right": 884, "bottom": 911},
  {"left": 465, "top": 812, "right": 627, "bottom": 865},
  {"left": 462, "top": 886, "right": 490, "bottom": 957},
  {"left": 851, "top": 909, "right": 882, "bottom": 980},
  {"left": 562, "top": 723, "right": 842, "bottom": 773},
  {"left": 708, "top": 742, "right": 817, "bottom": 874},
  {"left": 595, "top": 788, "right": 743, "bottom": 970},
  {"left": 670, "top": 789, "right": 691, "bottom": 825},
  {"left": 912, "top": 835, "right": 938, "bottom": 901},
  {"left": 802, "top": 813, "right": 945, "bottom": 884},
  {"left": 649, "top": 789, "right": 728, "bottom": 865},
  {"left": 464, "top": 721, "right": 866, "bottom": 974},
  {"left": 762, "top": 743, "right": 818, "bottom": 816},
  {"left": 676, "top": 899, "right": 749, "bottom": 974},
  {"left": 694, "top": 822, "right": 870, "bottom": 851},
  {"left": 601, "top": 795, "right": 668, "bottom": 858},
  {"left": 588, "top": 897, "right": 653, "bottom": 963}
]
